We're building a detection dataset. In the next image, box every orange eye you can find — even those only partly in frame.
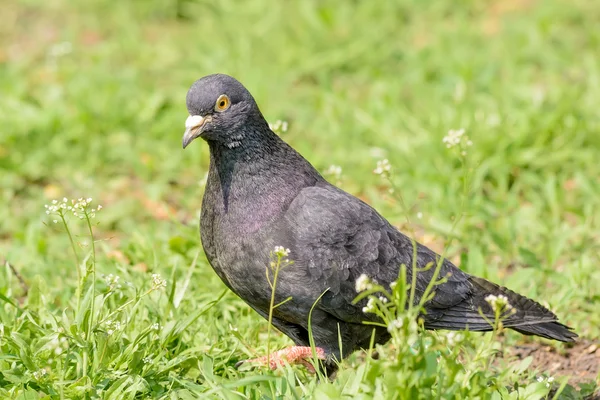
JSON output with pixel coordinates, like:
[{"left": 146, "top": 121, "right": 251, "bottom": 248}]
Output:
[{"left": 215, "top": 94, "right": 230, "bottom": 112}]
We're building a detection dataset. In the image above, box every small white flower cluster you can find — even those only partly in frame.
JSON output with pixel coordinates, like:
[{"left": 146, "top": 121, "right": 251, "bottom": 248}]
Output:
[
  {"left": 324, "top": 165, "right": 342, "bottom": 180},
  {"left": 151, "top": 274, "right": 167, "bottom": 291},
  {"left": 273, "top": 246, "right": 290, "bottom": 258},
  {"left": 442, "top": 128, "right": 473, "bottom": 156},
  {"left": 537, "top": 375, "right": 555, "bottom": 388},
  {"left": 445, "top": 331, "right": 463, "bottom": 346},
  {"left": 151, "top": 323, "right": 160, "bottom": 331},
  {"left": 143, "top": 356, "right": 153, "bottom": 364},
  {"left": 47, "top": 335, "right": 69, "bottom": 355},
  {"left": 362, "top": 298, "right": 377, "bottom": 313},
  {"left": 442, "top": 129, "right": 466, "bottom": 147},
  {"left": 485, "top": 294, "right": 516, "bottom": 314},
  {"left": 33, "top": 368, "right": 48, "bottom": 380},
  {"left": 44, "top": 197, "right": 102, "bottom": 220},
  {"left": 103, "top": 274, "right": 122, "bottom": 291},
  {"left": 373, "top": 159, "right": 391, "bottom": 175},
  {"left": 387, "top": 318, "right": 404, "bottom": 333},
  {"left": 362, "top": 294, "right": 388, "bottom": 314},
  {"left": 355, "top": 274, "right": 377, "bottom": 292},
  {"left": 104, "top": 320, "right": 122, "bottom": 335},
  {"left": 269, "top": 120, "right": 289, "bottom": 134}
]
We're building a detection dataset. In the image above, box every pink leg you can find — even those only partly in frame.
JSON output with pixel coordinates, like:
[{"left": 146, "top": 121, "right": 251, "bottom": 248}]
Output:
[{"left": 237, "top": 346, "right": 327, "bottom": 372}]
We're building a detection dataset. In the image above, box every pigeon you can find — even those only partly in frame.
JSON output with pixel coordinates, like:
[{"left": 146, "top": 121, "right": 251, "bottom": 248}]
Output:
[{"left": 182, "top": 73, "right": 576, "bottom": 371}]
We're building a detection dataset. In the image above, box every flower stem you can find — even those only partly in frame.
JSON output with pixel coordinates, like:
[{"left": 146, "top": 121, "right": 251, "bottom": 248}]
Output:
[
  {"left": 266, "top": 255, "right": 283, "bottom": 368},
  {"left": 85, "top": 215, "right": 96, "bottom": 340},
  {"left": 61, "top": 213, "right": 81, "bottom": 312},
  {"left": 83, "top": 213, "right": 96, "bottom": 378}
]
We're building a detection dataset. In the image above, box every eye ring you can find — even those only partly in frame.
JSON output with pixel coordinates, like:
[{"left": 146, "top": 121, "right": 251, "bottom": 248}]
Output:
[{"left": 215, "top": 94, "right": 231, "bottom": 112}]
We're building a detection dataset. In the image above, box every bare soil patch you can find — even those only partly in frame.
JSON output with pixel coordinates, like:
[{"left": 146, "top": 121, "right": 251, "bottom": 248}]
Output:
[{"left": 507, "top": 339, "right": 599, "bottom": 397}]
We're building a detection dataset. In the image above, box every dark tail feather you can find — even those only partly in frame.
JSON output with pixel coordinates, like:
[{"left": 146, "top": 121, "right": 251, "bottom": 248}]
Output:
[
  {"left": 512, "top": 322, "right": 577, "bottom": 342},
  {"left": 424, "top": 276, "right": 577, "bottom": 342}
]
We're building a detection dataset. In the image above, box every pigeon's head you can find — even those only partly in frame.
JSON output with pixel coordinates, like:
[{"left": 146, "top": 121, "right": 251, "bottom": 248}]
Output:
[{"left": 182, "top": 74, "right": 262, "bottom": 149}]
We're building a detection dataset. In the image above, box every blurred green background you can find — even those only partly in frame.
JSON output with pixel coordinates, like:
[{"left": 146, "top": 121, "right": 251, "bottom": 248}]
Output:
[{"left": 1, "top": 0, "right": 599, "bottom": 395}]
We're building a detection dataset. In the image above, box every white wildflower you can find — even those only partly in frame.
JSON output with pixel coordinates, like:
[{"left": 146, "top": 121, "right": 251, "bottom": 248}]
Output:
[
  {"left": 373, "top": 159, "right": 391, "bottom": 175},
  {"left": 443, "top": 128, "right": 473, "bottom": 155},
  {"left": 324, "top": 165, "right": 343, "bottom": 181},
  {"left": 151, "top": 323, "right": 160, "bottom": 331},
  {"left": 273, "top": 246, "right": 290, "bottom": 258},
  {"left": 355, "top": 274, "right": 376, "bottom": 292},
  {"left": 362, "top": 298, "right": 376, "bottom": 313},
  {"left": 389, "top": 281, "right": 397, "bottom": 290},
  {"left": 103, "top": 274, "right": 121, "bottom": 291},
  {"left": 151, "top": 273, "right": 167, "bottom": 290},
  {"left": 445, "top": 331, "right": 463, "bottom": 346},
  {"left": 485, "top": 294, "right": 514, "bottom": 313},
  {"left": 442, "top": 129, "right": 465, "bottom": 148},
  {"left": 44, "top": 197, "right": 102, "bottom": 219},
  {"left": 535, "top": 375, "right": 554, "bottom": 388},
  {"left": 378, "top": 295, "right": 388, "bottom": 304},
  {"left": 33, "top": 368, "right": 48, "bottom": 380},
  {"left": 143, "top": 357, "right": 152, "bottom": 364},
  {"left": 269, "top": 120, "right": 289, "bottom": 134},
  {"left": 104, "top": 320, "right": 122, "bottom": 335},
  {"left": 47, "top": 335, "right": 69, "bottom": 355},
  {"left": 387, "top": 318, "right": 404, "bottom": 333}
]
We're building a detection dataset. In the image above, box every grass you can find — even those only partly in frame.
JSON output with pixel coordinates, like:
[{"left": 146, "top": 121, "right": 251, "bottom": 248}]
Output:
[{"left": 1, "top": 0, "right": 599, "bottom": 398}]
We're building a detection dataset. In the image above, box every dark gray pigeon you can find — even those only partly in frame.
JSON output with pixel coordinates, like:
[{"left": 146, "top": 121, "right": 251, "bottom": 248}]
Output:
[{"left": 182, "top": 73, "right": 576, "bottom": 370}]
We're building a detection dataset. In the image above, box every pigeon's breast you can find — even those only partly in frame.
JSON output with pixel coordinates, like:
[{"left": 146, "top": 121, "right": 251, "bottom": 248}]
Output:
[{"left": 200, "top": 205, "right": 284, "bottom": 310}]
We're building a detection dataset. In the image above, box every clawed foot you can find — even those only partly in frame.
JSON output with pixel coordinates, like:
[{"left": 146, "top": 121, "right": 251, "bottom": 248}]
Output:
[{"left": 235, "top": 346, "right": 327, "bottom": 373}]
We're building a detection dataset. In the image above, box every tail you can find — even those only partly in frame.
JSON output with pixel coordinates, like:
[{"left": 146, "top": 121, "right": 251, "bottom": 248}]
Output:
[{"left": 424, "top": 276, "right": 577, "bottom": 342}]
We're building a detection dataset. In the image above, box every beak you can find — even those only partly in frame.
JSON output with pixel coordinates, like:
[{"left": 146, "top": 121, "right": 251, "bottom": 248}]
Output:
[{"left": 182, "top": 115, "right": 207, "bottom": 149}]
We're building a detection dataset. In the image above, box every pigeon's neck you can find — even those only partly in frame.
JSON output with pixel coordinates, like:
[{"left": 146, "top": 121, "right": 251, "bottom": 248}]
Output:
[{"left": 204, "top": 128, "right": 323, "bottom": 230}]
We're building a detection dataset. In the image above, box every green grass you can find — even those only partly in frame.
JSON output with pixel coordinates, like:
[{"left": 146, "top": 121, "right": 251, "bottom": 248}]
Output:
[{"left": 1, "top": 0, "right": 599, "bottom": 398}]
